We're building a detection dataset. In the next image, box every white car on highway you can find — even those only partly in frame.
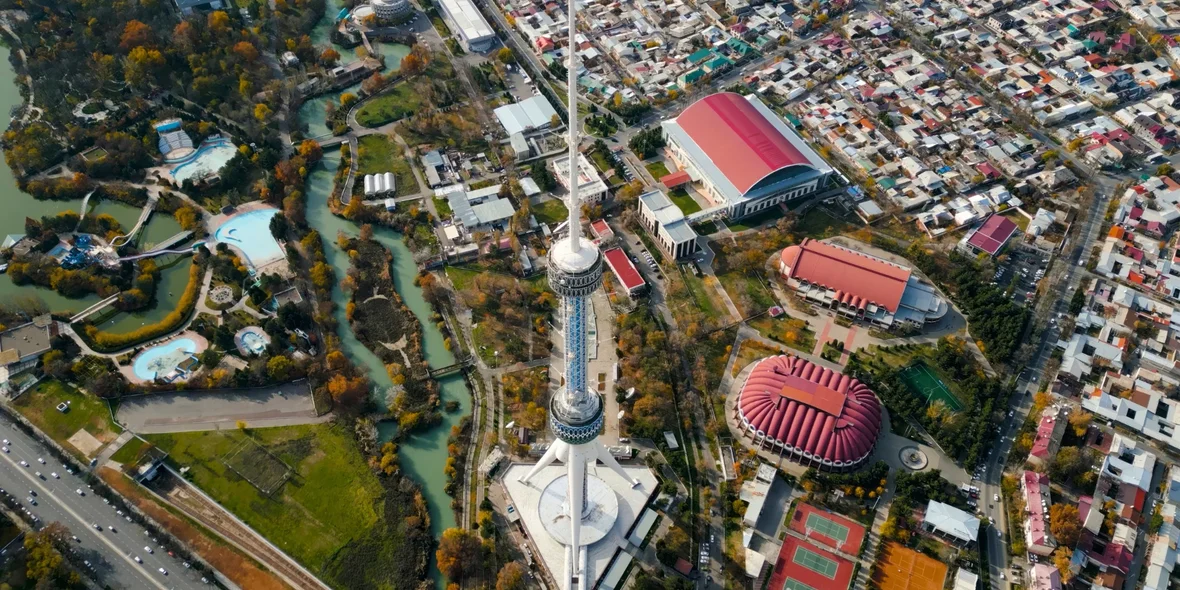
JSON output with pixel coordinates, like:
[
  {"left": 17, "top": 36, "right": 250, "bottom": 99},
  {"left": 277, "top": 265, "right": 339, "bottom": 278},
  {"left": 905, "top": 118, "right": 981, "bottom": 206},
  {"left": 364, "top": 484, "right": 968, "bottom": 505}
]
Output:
[
  {"left": 18, "top": 460, "right": 26, "bottom": 467},
  {"left": 144, "top": 546, "right": 153, "bottom": 554}
]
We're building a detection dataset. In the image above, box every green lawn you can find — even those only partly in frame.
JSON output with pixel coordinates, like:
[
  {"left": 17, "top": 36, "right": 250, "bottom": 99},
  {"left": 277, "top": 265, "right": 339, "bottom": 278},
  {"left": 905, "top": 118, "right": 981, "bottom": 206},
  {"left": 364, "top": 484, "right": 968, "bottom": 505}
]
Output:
[
  {"left": 354, "top": 82, "right": 422, "bottom": 128},
  {"left": 110, "top": 437, "right": 148, "bottom": 464},
  {"left": 532, "top": 198, "right": 569, "bottom": 225},
  {"left": 355, "top": 135, "right": 419, "bottom": 197},
  {"left": 12, "top": 380, "right": 120, "bottom": 458},
  {"left": 645, "top": 161, "right": 670, "bottom": 180},
  {"left": 144, "top": 424, "right": 384, "bottom": 573},
  {"left": 718, "top": 270, "right": 777, "bottom": 317},
  {"left": 433, "top": 196, "right": 452, "bottom": 219},
  {"left": 445, "top": 265, "right": 480, "bottom": 291},
  {"left": 669, "top": 188, "right": 702, "bottom": 215},
  {"left": 748, "top": 315, "right": 816, "bottom": 354}
]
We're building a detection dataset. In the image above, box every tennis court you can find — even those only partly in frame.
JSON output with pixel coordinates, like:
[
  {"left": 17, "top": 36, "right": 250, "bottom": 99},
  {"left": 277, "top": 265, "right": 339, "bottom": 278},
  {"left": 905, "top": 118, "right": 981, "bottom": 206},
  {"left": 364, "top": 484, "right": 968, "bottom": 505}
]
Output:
[
  {"left": 899, "top": 361, "right": 963, "bottom": 411},
  {"left": 805, "top": 512, "right": 849, "bottom": 545},
  {"left": 784, "top": 580, "right": 818, "bottom": 590},
  {"left": 873, "top": 542, "right": 947, "bottom": 590},
  {"left": 794, "top": 546, "right": 839, "bottom": 579}
]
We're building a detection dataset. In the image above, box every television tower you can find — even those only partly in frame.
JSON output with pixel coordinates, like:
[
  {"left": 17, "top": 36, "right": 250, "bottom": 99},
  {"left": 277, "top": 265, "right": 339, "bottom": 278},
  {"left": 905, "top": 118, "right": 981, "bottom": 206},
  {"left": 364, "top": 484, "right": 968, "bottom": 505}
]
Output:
[{"left": 517, "top": 1, "right": 639, "bottom": 587}]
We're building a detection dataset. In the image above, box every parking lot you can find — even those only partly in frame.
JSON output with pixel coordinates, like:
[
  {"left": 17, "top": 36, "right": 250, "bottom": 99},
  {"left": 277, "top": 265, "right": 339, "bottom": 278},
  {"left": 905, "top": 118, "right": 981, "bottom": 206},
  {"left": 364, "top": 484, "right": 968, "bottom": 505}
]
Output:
[{"left": 991, "top": 247, "right": 1049, "bottom": 306}]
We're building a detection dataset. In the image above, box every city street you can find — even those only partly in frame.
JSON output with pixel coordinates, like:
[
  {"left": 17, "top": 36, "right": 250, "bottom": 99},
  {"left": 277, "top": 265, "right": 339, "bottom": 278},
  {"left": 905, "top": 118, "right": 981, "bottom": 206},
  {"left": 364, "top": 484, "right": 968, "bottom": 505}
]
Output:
[{"left": 0, "top": 414, "right": 210, "bottom": 589}]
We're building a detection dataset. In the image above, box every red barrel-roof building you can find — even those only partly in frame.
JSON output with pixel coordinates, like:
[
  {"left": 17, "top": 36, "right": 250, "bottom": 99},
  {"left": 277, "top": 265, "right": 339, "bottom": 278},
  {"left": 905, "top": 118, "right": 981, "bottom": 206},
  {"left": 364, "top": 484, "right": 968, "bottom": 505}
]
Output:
[
  {"left": 735, "top": 355, "right": 882, "bottom": 471},
  {"left": 661, "top": 92, "right": 836, "bottom": 220}
]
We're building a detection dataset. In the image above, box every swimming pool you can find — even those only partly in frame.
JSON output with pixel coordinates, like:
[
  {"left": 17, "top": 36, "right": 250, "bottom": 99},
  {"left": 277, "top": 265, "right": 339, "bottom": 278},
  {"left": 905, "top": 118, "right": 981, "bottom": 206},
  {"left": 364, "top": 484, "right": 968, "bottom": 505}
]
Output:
[
  {"left": 240, "top": 330, "right": 268, "bottom": 355},
  {"left": 171, "top": 140, "right": 238, "bottom": 184},
  {"left": 213, "top": 209, "right": 285, "bottom": 269},
  {"left": 133, "top": 337, "right": 199, "bottom": 381}
]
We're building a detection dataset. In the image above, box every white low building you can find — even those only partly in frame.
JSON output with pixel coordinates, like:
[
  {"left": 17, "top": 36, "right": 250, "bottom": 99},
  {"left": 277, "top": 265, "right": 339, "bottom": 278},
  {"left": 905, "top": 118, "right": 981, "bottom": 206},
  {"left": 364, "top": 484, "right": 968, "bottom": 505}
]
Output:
[
  {"left": 438, "top": 0, "right": 496, "bottom": 52},
  {"left": 552, "top": 153, "right": 609, "bottom": 206},
  {"left": 637, "top": 190, "right": 698, "bottom": 260},
  {"left": 1082, "top": 369, "right": 1180, "bottom": 452}
]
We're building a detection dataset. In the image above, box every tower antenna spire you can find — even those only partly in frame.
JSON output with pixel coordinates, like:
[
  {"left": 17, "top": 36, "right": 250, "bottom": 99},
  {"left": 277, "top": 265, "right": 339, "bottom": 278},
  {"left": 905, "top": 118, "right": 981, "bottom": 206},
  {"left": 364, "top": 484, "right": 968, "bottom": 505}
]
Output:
[{"left": 566, "top": 0, "right": 581, "bottom": 253}]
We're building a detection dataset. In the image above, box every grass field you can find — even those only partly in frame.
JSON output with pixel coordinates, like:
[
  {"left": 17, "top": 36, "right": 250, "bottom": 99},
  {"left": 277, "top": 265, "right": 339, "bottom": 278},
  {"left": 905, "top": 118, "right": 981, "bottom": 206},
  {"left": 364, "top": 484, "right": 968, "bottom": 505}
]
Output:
[
  {"left": 12, "top": 380, "right": 119, "bottom": 457},
  {"left": 718, "top": 270, "right": 777, "bottom": 317},
  {"left": 532, "top": 198, "right": 569, "bottom": 225},
  {"left": 110, "top": 437, "right": 149, "bottom": 465},
  {"left": 669, "top": 188, "right": 702, "bottom": 215},
  {"left": 677, "top": 270, "right": 726, "bottom": 322},
  {"left": 900, "top": 361, "right": 963, "bottom": 411},
  {"left": 355, "top": 135, "right": 418, "bottom": 197},
  {"left": 354, "top": 82, "right": 421, "bottom": 128},
  {"left": 731, "top": 339, "right": 782, "bottom": 377},
  {"left": 445, "top": 265, "right": 480, "bottom": 291},
  {"left": 748, "top": 315, "right": 816, "bottom": 354},
  {"left": 645, "top": 161, "right": 670, "bottom": 180},
  {"left": 144, "top": 424, "right": 384, "bottom": 573}
]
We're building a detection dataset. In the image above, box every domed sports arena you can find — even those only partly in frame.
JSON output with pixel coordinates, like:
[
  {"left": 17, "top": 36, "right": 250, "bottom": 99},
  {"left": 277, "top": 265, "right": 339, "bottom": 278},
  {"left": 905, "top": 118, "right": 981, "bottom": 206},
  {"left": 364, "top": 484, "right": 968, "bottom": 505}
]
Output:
[{"left": 734, "top": 355, "right": 882, "bottom": 472}]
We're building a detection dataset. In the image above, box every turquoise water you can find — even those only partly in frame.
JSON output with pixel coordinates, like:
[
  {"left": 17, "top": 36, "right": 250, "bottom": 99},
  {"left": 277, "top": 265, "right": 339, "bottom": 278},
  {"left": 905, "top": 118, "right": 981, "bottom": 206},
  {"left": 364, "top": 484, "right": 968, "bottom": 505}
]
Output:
[
  {"left": 305, "top": 153, "right": 469, "bottom": 587},
  {"left": 171, "top": 140, "right": 238, "bottom": 183},
  {"left": 213, "top": 209, "right": 284, "bottom": 269},
  {"left": 240, "top": 330, "right": 268, "bottom": 355},
  {"left": 133, "top": 337, "right": 199, "bottom": 381}
]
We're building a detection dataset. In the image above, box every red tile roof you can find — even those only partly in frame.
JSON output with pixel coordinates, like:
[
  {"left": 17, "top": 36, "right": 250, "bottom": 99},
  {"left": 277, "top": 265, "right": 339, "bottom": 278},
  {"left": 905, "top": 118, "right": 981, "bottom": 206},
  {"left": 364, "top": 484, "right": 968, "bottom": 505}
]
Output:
[
  {"left": 675, "top": 92, "right": 815, "bottom": 195},
  {"left": 967, "top": 215, "right": 1018, "bottom": 255},
  {"left": 602, "top": 248, "right": 645, "bottom": 293},
  {"left": 780, "top": 239, "right": 911, "bottom": 313},
  {"left": 738, "top": 355, "right": 882, "bottom": 468}
]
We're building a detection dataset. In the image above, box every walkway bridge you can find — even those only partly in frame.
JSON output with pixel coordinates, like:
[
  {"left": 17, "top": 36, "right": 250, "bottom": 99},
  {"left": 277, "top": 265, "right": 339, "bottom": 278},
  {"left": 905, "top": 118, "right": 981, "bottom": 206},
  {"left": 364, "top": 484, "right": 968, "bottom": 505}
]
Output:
[
  {"left": 110, "top": 196, "right": 159, "bottom": 247},
  {"left": 427, "top": 356, "right": 475, "bottom": 379},
  {"left": 117, "top": 231, "right": 195, "bottom": 262},
  {"left": 69, "top": 293, "right": 121, "bottom": 324}
]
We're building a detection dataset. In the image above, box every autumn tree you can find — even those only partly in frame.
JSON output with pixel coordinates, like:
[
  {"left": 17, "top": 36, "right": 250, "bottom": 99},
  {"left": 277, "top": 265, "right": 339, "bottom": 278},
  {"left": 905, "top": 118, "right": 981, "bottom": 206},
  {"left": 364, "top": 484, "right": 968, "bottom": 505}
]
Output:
[
  {"left": 1052, "top": 547, "right": 1074, "bottom": 583},
  {"left": 436, "top": 527, "right": 485, "bottom": 583},
  {"left": 1067, "top": 411, "right": 1091, "bottom": 437},
  {"left": 497, "top": 47, "right": 516, "bottom": 63},
  {"left": 119, "top": 20, "right": 154, "bottom": 51},
  {"left": 254, "top": 103, "right": 273, "bottom": 123},
  {"left": 495, "top": 561, "right": 528, "bottom": 590},
  {"left": 24, "top": 524, "right": 66, "bottom": 581},
  {"left": 233, "top": 41, "right": 260, "bottom": 62},
  {"left": 1049, "top": 504, "right": 1081, "bottom": 547},
  {"left": 320, "top": 47, "right": 341, "bottom": 65}
]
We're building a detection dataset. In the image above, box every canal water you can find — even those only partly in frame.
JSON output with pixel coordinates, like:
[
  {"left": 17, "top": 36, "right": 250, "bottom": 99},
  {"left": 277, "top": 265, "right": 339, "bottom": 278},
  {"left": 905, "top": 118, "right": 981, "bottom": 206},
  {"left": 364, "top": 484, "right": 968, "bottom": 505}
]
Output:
[
  {"left": 0, "top": 38, "right": 193, "bottom": 320},
  {"left": 298, "top": 0, "right": 411, "bottom": 138},
  {"left": 305, "top": 152, "right": 470, "bottom": 586}
]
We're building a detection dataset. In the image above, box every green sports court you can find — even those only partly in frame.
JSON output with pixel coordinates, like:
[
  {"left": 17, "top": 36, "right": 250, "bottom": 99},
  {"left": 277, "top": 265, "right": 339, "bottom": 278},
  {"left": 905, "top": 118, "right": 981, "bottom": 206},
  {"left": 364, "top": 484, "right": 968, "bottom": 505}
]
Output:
[
  {"left": 805, "top": 512, "right": 849, "bottom": 546},
  {"left": 899, "top": 361, "right": 963, "bottom": 411},
  {"left": 793, "top": 546, "right": 839, "bottom": 579}
]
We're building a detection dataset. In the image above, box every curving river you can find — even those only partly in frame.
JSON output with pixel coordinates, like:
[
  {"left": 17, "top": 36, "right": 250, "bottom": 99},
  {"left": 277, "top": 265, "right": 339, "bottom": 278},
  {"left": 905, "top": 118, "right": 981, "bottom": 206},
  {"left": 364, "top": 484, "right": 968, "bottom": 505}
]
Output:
[{"left": 305, "top": 152, "right": 469, "bottom": 588}]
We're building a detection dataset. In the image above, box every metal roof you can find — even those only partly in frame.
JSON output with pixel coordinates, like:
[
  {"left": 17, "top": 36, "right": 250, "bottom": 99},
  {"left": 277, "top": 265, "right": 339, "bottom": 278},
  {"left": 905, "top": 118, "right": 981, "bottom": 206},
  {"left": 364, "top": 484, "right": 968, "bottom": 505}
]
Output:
[
  {"left": 664, "top": 93, "right": 830, "bottom": 201},
  {"left": 495, "top": 95, "right": 559, "bottom": 136},
  {"left": 924, "top": 501, "right": 980, "bottom": 543},
  {"left": 781, "top": 239, "right": 911, "bottom": 313}
]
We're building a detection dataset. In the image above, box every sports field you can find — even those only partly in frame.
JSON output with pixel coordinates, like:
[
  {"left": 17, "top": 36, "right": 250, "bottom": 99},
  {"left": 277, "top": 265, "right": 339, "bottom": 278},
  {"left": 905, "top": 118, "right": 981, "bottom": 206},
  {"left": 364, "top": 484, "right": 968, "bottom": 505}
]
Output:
[
  {"left": 789, "top": 503, "right": 866, "bottom": 554},
  {"left": 873, "top": 542, "right": 947, "bottom": 590},
  {"left": 768, "top": 536, "right": 854, "bottom": 590},
  {"left": 899, "top": 361, "right": 963, "bottom": 411},
  {"left": 794, "top": 546, "right": 839, "bottom": 578},
  {"left": 805, "top": 512, "right": 849, "bottom": 546}
]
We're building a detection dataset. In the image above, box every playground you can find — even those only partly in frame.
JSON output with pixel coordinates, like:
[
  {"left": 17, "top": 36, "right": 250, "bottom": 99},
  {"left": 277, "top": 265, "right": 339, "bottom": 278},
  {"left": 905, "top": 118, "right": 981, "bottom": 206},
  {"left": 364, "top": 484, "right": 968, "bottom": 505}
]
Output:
[{"left": 899, "top": 361, "right": 963, "bottom": 411}]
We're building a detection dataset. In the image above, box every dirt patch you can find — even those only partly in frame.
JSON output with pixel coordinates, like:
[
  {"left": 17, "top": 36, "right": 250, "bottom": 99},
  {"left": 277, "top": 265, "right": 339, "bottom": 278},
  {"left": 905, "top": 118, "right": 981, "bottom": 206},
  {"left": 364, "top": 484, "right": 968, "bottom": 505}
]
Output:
[
  {"left": 99, "top": 467, "right": 290, "bottom": 590},
  {"left": 67, "top": 429, "right": 104, "bottom": 458}
]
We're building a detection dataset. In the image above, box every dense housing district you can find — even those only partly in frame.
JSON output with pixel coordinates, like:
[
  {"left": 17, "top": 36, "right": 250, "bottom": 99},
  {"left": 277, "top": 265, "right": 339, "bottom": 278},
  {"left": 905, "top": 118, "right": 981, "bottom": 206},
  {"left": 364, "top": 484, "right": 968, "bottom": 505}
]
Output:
[{"left": 0, "top": 0, "right": 1177, "bottom": 587}]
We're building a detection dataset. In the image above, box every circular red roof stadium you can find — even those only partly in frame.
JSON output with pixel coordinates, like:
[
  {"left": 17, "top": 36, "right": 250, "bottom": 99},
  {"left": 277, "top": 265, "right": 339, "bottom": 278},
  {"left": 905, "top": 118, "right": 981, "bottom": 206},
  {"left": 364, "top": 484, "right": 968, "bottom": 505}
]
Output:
[{"left": 737, "top": 355, "right": 881, "bottom": 470}]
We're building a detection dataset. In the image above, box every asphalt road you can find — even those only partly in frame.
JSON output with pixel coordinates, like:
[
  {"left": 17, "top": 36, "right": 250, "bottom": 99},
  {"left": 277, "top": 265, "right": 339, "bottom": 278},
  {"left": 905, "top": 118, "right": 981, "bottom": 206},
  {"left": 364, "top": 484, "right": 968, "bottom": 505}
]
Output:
[{"left": 0, "top": 416, "right": 210, "bottom": 589}]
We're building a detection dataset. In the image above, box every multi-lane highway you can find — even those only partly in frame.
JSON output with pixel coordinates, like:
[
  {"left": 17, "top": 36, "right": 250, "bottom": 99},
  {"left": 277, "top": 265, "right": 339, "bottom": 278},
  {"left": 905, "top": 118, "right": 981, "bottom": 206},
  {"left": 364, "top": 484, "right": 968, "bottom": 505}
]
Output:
[{"left": 0, "top": 415, "right": 210, "bottom": 589}]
